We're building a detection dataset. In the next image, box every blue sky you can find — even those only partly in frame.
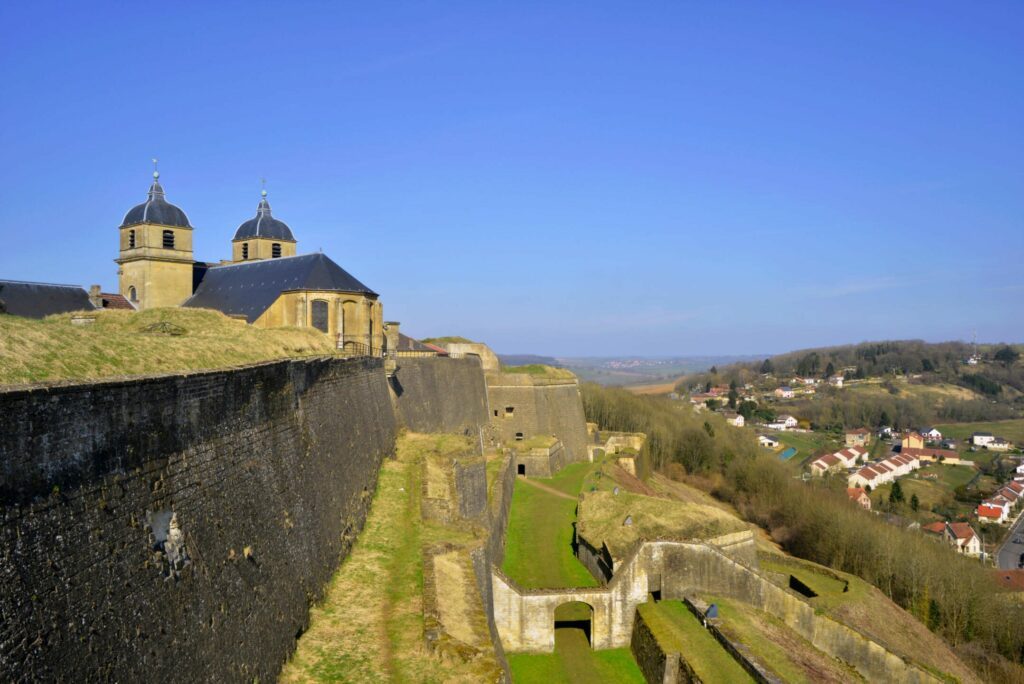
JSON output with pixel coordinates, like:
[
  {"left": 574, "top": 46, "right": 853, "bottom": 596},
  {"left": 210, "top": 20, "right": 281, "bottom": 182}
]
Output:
[{"left": 1, "top": 2, "right": 1021, "bottom": 356}]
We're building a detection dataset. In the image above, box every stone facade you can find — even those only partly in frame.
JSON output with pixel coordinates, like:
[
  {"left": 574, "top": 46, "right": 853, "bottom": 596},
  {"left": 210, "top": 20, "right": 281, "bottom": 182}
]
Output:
[
  {"left": 485, "top": 372, "right": 589, "bottom": 463},
  {"left": 513, "top": 440, "right": 567, "bottom": 478},
  {"left": 0, "top": 357, "right": 396, "bottom": 682}
]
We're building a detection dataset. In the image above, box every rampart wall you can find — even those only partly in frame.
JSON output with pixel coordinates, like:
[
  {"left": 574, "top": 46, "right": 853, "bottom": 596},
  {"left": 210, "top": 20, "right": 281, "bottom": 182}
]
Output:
[
  {"left": 485, "top": 373, "right": 589, "bottom": 462},
  {"left": 391, "top": 356, "right": 490, "bottom": 435},
  {"left": 0, "top": 357, "right": 396, "bottom": 682}
]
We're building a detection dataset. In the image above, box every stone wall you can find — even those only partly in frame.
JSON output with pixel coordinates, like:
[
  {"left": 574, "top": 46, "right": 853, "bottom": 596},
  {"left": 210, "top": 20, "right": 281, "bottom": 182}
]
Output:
[
  {"left": 0, "top": 357, "right": 396, "bottom": 682},
  {"left": 485, "top": 372, "right": 589, "bottom": 462},
  {"left": 391, "top": 356, "right": 490, "bottom": 435},
  {"left": 513, "top": 440, "right": 567, "bottom": 478}
]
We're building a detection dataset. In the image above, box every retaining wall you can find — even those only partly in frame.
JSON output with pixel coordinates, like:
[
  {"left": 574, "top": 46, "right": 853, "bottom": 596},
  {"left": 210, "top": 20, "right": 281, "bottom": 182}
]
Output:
[
  {"left": 0, "top": 357, "right": 396, "bottom": 682},
  {"left": 391, "top": 356, "right": 490, "bottom": 435}
]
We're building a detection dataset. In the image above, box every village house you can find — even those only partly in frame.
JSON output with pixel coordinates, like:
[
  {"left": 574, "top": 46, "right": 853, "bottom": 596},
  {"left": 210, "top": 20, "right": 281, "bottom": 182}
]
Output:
[
  {"left": 758, "top": 435, "right": 780, "bottom": 449},
  {"left": 767, "top": 414, "right": 798, "bottom": 431},
  {"left": 972, "top": 431, "right": 996, "bottom": 447},
  {"left": 719, "top": 410, "right": 744, "bottom": 427},
  {"left": 809, "top": 446, "right": 869, "bottom": 476},
  {"left": 774, "top": 386, "right": 795, "bottom": 399},
  {"left": 919, "top": 427, "right": 943, "bottom": 441},
  {"left": 828, "top": 374, "right": 845, "bottom": 388},
  {"left": 901, "top": 432, "right": 925, "bottom": 450},
  {"left": 794, "top": 377, "right": 819, "bottom": 386},
  {"left": 977, "top": 501, "right": 1008, "bottom": 524},
  {"left": 848, "top": 453, "right": 920, "bottom": 489},
  {"left": 900, "top": 446, "right": 959, "bottom": 463},
  {"left": 922, "top": 521, "right": 982, "bottom": 557},
  {"left": 988, "top": 437, "right": 1013, "bottom": 452},
  {"left": 844, "top": 428, "right": 871, "bottom": 448},
  {"left": 846, "top": 487, "right": 871, "bottom": 510}
]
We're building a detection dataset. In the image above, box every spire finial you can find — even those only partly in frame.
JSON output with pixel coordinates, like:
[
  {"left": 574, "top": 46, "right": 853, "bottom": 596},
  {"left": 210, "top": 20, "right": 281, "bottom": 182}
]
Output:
[
  {"left": 152, "top": 158, "right": 159, "bottom": 180},
  {"left": 260, "top": 177, "right": 267, "bottom": 198}
]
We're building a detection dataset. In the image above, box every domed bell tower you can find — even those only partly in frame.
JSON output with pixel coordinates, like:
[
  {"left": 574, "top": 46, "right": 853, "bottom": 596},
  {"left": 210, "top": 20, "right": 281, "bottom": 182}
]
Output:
[
  {"left": 231, "top": 186, "right": 297, "bottom": 262},
  {"left": 115, "top": 164, "right": 195, "bottom": 309}
]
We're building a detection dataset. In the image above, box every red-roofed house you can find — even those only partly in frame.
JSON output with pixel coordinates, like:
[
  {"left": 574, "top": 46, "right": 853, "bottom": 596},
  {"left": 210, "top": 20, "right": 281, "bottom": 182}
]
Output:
[
  {"left": 978, "top": 502, "right": 1008, "bottom": 524},
  {"left": 846, "top": 488, "right": 871, "bottom": 510},
  {"left": 948, "top": 522, "right": 982, "bottom": 556},
  {"left": 845, "top": 428, "right": 871, "bottom": 448}
]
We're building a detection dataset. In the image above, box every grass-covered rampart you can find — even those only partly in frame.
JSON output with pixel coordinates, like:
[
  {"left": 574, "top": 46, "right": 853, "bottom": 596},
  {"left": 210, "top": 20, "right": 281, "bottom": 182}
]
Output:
[{"left": 0, "top": 308, "right": 337, "bottom": 385}]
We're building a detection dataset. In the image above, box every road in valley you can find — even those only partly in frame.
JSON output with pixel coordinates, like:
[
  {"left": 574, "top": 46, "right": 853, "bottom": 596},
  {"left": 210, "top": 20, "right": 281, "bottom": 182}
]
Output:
[{"left": 996, "top": 510, "right": 1024, "bottom": 570}]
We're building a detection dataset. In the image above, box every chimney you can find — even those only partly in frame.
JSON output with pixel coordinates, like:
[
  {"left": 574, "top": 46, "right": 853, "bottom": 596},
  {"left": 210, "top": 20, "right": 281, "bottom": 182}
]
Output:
[{"left": 88, "top": 285, "right": 103, "bottom": 309}]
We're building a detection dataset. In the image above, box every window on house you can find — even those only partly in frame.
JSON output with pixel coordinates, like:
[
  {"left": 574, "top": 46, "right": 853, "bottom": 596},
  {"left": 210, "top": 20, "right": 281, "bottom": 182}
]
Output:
[
  {"left": 128, "top": 286, "right": 137, "bottom": 302},
  {"left": 162, "top": 230, "right": 175, "bottom": 249},
  {"left": 515, "top": 432, "right": 524, "bottom": 441},
  {"left": 128, "top": 229, "right": 136, "bottom": 248},
  {"left": 272, "top": 243, "right": 282, "bottom": 258},
  {"left": 242, "top": 243, "right": 249, "bottom": 260}
]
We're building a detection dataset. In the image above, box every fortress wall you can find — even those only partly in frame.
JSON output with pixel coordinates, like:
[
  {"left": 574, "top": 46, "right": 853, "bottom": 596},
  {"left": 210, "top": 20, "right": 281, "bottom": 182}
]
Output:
[
  {"left": 485, "top": 373, "right": 589, "bottom": 462},
  {"left": 0, "top": 357, "right": 396, "bottom": 683},
  {"left": 391, "top": 357, "right": 490, "bottom": 435}
]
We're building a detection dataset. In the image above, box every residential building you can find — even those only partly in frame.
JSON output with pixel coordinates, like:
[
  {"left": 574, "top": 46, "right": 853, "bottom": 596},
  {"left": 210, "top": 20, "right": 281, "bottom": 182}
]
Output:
[
  {"left": 719, "top": 410, "right": 744, "bottom": 427},
  {"left": 846, "top": 488, "right": 871, "bottom": 510},
  {"left": 758, "top": 435, "right": 780, "bottom": 449},
  {"left": 919, "top": 427, "right": 943, "bottom": 441},
  {"left": 828, "top": 375, "right": 844, "bottom": 388},
  {"left": 972, "top": 432, "right": 996, "bottom": 447},
  {"left": 774, "top": 386, "right": 795, "bottom": 399},
  {"left": 977, "top": 502, "right": 1008, "bottom": 524},
  {"left": 901, "top": 432, "right": 925, "bottom": 450},
  {"left": 847, "top": 453, "right": 920, "bottom": 489},
  {"left": 989, "top": 437, "right": 1013, "bottom": 452},
  {"left": 923, "top": 521, "right": 982, "bottom": 556},
  {"left": 845, "top": 428, "right": 871, "bottom": 448}
]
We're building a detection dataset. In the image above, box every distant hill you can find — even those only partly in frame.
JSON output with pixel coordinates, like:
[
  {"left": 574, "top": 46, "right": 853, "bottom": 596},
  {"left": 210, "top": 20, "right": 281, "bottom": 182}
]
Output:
[
  {"left": 497, "top": 354, "right": 562, "bottom": 367},
  {"left": 558, "top": 355, "right": 760, "bottom": 386}
]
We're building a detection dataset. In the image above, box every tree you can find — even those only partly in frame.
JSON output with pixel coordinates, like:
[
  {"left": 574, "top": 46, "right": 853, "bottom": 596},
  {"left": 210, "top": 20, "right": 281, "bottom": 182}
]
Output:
[
  {"left": 709, "top": 365, "right": 718, "bottom": 375},
  {"left": 761, "top": 359, "right": 774, "bottom": 374},
  {"left": 824, "top": 361, "right": 836, "bottom": 378},
  {"left": 890, "top": 480, "right": 905, "bottom": 505},
  {"left": 910, "top": 493, "right": 920, "bottom": 512},
  {"left": 796, "top": 352, "right": 820, "bottom": 376},
  {"left": 737, "top": 400, "right": 758, "bottom": 421},
  {"left": 878, "top": 410, "right": 891, "bottom": 428},
  {"left": 705, "top": 381, "right": 713, "bottom": 393},
  {"left": 705, "top": 399, "right": 721, "bottom": 410},
  {"left": 727, "top": 388, "right": 739, "bottom": 409},
  {"left": 995, "top": 345, "right": 1020, "bottom": 366}
]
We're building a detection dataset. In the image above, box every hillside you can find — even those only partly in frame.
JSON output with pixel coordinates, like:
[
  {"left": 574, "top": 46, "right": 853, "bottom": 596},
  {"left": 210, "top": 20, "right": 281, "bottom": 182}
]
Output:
[{"left": 0, "top": 308, "right": 337, "bottom": 386}]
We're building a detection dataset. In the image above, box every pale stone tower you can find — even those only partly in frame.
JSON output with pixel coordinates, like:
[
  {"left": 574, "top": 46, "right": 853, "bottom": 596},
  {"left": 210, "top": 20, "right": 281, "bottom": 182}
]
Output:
[
  {"left": 230, "top": 188, "right": 297, "bottom": 262},
  {"left": 115, "top": 167, "right": 195, "bottom": 309}
]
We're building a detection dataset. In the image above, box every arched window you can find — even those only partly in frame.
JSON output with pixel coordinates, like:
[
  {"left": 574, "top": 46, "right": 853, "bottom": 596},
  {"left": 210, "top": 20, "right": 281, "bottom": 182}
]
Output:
[
  {"left": 311, "top": 299, "right": 329, "bottom": 333},
  {"left": 128, "top": 286, "right": 137, "bottom": 302},
  {"left": 272, "top": 243, "right": 282, "bottom": 258},
  {"left": 128, "top": 229, "right": 136, "bottom": 249},
  {"left": 241, "top": 243, "right": 249, "bottom": 260},
  {"left": 162, "top": 230, "right": 175, "bottom": 249}
]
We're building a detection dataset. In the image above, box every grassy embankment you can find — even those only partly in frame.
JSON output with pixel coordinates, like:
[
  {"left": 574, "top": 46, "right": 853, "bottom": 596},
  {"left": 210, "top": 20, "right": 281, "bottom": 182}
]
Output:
[
  {"left": 0, "top": 308, "right": 336, "bottom": 385},
  {"left": 637, "top": 601, "right": 753, "bottom": 683},
  {"left": 701, "top": 595, "right": 863, "bottom": 683},
  {"left": 281, "top": 433, "right": 501, "bottom": 683},
  {"left": 501, "top": 461, "right": 598, "bottom": 589},
  {"left": 501, "top": 364, "right": 577, "bottom": 379},
  {"left": 936, "top": 419, "right": 1024, "bottom": 446}
]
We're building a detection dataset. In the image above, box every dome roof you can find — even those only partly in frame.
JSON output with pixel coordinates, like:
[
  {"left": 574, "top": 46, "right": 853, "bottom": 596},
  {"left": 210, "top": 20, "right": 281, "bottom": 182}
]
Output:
[
  {"left": 233, "top": 192, "right": 295, "bottom": 242},
  {"left": 121, "top": 173, "right": 192, "bottom": 228}
]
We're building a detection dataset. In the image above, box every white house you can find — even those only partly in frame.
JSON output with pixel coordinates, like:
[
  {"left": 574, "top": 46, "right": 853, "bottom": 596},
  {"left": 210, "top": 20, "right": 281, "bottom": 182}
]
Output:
[
  {"left": 848, "top": 453, "right": 920, "bottom": 489},
  {"left": 972, "top": 432, "right": 995, "bottom": 447},
  {"left": 919, "top": 427, "right": 943, "bottom": 441},
  {"left": 1015, "top": 463, "right": 1024, "bottom": 475},
  {"left": 978, "top": 501, "right": 1009, "bottom": 524},
  {"left": 828, "top": 375, "right": 845, "bottom": 388},
  {"left": 989, "top": 438, "right": 1013, "bottom": 452},
  {"left": 809, "top": 446, "right": 867, "bottom": 476},
  {"left": 774, "top": 386, "right": 795, "bottom": 399},
  {"left": 720, "top": 410, "right": 744, "bottom": 427},
  {"left": 758, "top": 435, "right": 780, "bottom": 448}
]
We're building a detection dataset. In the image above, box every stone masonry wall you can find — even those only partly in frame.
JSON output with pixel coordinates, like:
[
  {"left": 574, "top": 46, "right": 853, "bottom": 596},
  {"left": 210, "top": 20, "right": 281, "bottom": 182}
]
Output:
[
  {"left": 485, "top": 373, "right": 589, "bottom": 462},
  {"left": 0, "top": 357, "right": 396, "bottom": 682},
  {"left": 391, "top": 357, "right": 490, "bottom": 435}
]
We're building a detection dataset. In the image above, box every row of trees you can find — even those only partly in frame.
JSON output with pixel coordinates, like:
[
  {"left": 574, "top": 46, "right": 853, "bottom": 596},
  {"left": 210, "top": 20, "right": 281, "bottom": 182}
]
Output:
[{"left": 581, "top": 383, "right": 1024, "bottom": 678}]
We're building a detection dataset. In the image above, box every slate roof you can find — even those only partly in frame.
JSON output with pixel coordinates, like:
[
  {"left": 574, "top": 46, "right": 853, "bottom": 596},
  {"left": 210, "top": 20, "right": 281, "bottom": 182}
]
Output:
[
  {"left": 121, "top": 176, "right": 192, "bottom": 228},
  {"left": 0, "top": 280, "right": 93, "bottom": 318},
  {"left": 184, "top": 252, "right": 376, "bottom": 323},
  {"left": 233, "top": 194, "right": 295, "bottom": 242}
]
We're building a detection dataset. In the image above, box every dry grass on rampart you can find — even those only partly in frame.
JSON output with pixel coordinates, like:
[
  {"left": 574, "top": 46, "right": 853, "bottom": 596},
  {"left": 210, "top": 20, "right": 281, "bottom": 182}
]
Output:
[
  {"left": 576, "top": 489, "right": 747, "bottom": 559},
  {"left": 0, "top": 307, "right": 337, "bottom": 386}
]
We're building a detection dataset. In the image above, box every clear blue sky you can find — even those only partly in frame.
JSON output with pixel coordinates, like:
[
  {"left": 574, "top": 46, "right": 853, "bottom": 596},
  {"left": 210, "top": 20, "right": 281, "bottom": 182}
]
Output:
[{"left": 1, "top": 2, "right": 1021, "bottom": 356}]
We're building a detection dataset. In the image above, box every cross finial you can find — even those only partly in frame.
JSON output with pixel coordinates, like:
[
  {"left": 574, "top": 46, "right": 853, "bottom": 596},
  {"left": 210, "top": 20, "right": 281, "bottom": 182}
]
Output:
[
  {"left": 152, "top": 158, "right": 159, "bottom": 180},
  {"left": 260, "top": 177, "right": 267, "bottom": 198}
]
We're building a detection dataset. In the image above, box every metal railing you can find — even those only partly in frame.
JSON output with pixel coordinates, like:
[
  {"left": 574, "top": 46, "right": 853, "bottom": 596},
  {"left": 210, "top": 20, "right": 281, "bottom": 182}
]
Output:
[{"left": 337, "top": 335, "right": 384, "bottom": 358}]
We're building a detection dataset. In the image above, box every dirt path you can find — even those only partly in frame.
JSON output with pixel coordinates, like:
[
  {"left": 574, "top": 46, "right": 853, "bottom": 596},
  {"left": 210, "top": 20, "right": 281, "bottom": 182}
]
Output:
[{"left": 519, "top": 476, "right": 577, "bottom": 501}]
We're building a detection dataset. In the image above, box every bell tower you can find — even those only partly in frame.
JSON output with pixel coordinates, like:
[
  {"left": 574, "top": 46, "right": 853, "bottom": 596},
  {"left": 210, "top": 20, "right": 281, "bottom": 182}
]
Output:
[{"left": 115, "top": 162, "right": 195, "bottom": 309}]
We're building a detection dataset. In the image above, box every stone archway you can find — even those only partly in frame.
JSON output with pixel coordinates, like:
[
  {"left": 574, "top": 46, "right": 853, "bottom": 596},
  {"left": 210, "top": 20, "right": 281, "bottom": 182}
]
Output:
[{"left": 554, "top": 601, "right": 594, "bottom": 646}]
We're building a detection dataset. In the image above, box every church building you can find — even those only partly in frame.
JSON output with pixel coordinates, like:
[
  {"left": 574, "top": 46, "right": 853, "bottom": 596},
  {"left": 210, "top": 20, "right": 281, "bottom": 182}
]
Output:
[{"left": 115, "top": 170, "right": 383, "bottom": 354}]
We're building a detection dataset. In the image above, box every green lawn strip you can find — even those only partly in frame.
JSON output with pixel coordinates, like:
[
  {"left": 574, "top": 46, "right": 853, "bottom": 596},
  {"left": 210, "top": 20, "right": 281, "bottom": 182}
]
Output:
[
  {"left": 507, "top": 631, "right": 645, "bottom": 684},
  {"left": 485, "top": 455, "right": 506, "bottom": 504},
  {"left": 637, "top": 601, "right": 754, "bottom": 683},
  {"left": 502, "top": 482, "right": 597, "bottom": 588},
  {"left": 935, "top": 419, "right": 1024, "bottom": 445},
  {"left": 538, "top": 461, "right": 596, "bottom": 496},
  {"left": 759, "top": 558, "right": 847, "bottom": 598}
]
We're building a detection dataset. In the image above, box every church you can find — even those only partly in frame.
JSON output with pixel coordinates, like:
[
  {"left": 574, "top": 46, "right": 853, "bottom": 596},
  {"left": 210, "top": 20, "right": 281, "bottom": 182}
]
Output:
[{"left": 114, "top": 169, "right": 384, "bottom": 355}]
